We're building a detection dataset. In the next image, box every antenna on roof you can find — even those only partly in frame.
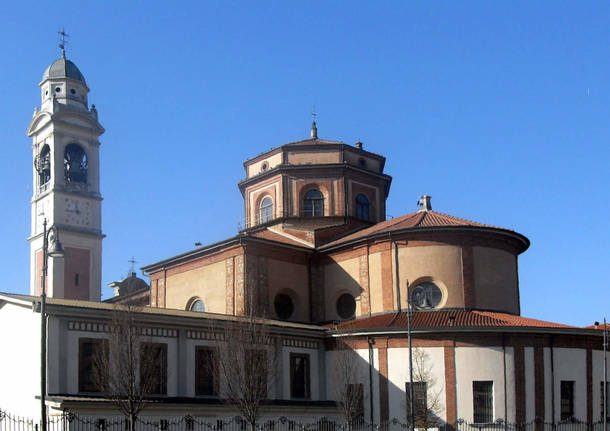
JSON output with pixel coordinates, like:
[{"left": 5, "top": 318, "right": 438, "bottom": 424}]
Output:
[
  {"left": 310, "top": 107, "right": 318, "bottom": 139},
  {"left": 58, "top": 28, "right": 69, "bottom": 57}
]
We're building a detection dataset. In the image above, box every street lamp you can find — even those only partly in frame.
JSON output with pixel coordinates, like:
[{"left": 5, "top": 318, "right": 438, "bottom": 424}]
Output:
[
  {"left": 39, "top": 219, "right": 65, "bottom": 431},
  {"left": 603, "top": 317, "right": 608, "bottom": 431},
  {"left": 406, "top": 280, "right": 416, "bottom": 431}
]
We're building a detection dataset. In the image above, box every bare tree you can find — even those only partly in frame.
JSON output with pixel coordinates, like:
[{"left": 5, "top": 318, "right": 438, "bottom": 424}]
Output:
[
  {"left": 333, "top": 342, "right": 365, "bottom": 430},
  {"left": 405, "top": 348, "right": 442, "bottom": 429},
  {"left": 93, "top": 305, "right": 161, "bottom": 431},
  {"left": 212, "top": 314, "right": 278, "bottom": 431}
]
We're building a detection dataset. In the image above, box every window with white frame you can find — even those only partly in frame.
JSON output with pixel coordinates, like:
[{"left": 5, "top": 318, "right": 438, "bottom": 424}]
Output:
[
  {"left": 260, "top": 197, "right": 273, "bottom": 223},
  {"left": 561, "top": 380, "right": 575, "bottom": 421}
]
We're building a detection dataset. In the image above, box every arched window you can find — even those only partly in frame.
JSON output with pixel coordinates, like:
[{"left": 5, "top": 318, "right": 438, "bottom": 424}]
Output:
[
  {"left": 64, "top": 144, "right": 88, "bottom": 184},
  {"left": 260, "top": 197, "right": 273, "bottom": 224},
  {"left": 190, "top": 299, "right": 205, "bottom": 312},
  {"left": 303, "top": 189, "right": 324, "bottom": 217},
  {"left": 356, "top": 194, "right": 370, "bottom": 221},
  {"left": 37, "top": 145, "right": 51, "bottom": 187}
]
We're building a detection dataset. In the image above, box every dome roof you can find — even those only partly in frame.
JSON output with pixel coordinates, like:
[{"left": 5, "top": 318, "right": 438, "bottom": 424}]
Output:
[{"left": 42, "top": 55, "right": 86, "bottom": 84}]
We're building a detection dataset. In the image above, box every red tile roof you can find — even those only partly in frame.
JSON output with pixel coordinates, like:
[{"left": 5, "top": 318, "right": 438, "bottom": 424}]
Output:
[
  {"left": 333, "top": 310, "right": 574, "bottom": 331},
  {"left": 584, "top": 323, "right": 610, "bottom": 330},
  {"left": 248, "top": 229, "right": 313, "bottom": 248},
  {"left": 284, "top": 138, "right": 343, "bottom": 146},
  {"left": 321, "top": 210, "right": 511, "bottom": 248}
]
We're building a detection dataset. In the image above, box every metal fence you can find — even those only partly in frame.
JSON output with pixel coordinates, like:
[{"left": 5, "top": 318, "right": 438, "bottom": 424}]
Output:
[{"left": 1, "top": 411, "right": 609, "bottom": 431}]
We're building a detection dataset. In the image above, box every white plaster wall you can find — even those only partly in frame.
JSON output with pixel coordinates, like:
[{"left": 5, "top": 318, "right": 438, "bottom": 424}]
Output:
[
  {"left": 386, "top": 347, "right": 446, "bottom": 422},
  {"left": 544, "top": 347, "right": 553, "bottom": 422},
  {"left": 524, "top": 347, "right": 536, "bottom": 422},
  {"left": 591, "top": 350, "right": 610, "bottom": 422},
  {"left": 0, "top": 303, "right": 41, "bottom": 418},
  {"left": 552, "top": 348, "right": 587, "bottom": 421},
  {"left": 326, "top": 348, "right": 379, "bottom": 423},
  {"left": 455, "top": 346, "right": 513, "bottom": 423}
]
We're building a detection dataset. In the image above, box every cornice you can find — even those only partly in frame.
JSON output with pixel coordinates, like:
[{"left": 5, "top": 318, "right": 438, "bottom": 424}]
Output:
[{"left": 238, "top": 162, "right": 392, "bottom": 192}]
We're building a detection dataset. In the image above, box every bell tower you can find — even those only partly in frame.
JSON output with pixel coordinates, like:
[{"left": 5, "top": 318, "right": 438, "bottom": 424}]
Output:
[{"left": 27, "top": 46, "right": 104, "bottom": 301}]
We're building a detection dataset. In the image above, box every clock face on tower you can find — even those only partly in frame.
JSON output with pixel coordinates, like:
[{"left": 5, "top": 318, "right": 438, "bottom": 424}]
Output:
[{"left": 64, "top": 197, "right": 91, "bottom": 226}]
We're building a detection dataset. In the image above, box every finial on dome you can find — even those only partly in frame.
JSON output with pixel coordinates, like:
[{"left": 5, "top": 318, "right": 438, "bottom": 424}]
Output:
[
  {"left": 310, "top": 109, "right": 318, "bottom": 139},
  {"left": 417, "top": 195, "right": 432, "bottom": 211},
  {"left": 58, "top": 28, "right": 69, "bottom": 58}
]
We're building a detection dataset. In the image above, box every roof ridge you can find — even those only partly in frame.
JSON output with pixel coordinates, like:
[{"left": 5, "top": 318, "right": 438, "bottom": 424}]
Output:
[
  {"left": 474, "top": 310, "right": 574, "bottom": 328},
  {"left": 413, "top": 211, "right": 427, "bottom": 227},
  {"left": 427, "top": 209, "right": 501, "bottom": 229}
]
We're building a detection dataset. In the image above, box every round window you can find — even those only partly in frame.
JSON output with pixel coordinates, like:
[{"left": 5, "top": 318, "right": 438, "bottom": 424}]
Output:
[
  {"left": 336, "top": 293, "right": 356, "bottom": 319},
  {"left": 260, "top": 162, "right": 269, "bottom": 172},
  {"left": 190, "top": 299, "right": 205, "bottom": 312},
  {"left": 274, "top": 293, "right": 294, "bottom": 320},
  {"left": 55, "top": 87, "right": 61, "bottom": 93},
  {"left": 70, "top": 89, "right": 76, "bottom": 95},
  {"left": 410, "top": 282, "right": 442, "bottom": 309}
]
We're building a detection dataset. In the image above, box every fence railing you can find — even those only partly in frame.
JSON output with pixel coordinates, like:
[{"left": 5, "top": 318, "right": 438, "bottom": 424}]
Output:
[{"left": 1, "top": 411, "right": 609, "bottom": 431}]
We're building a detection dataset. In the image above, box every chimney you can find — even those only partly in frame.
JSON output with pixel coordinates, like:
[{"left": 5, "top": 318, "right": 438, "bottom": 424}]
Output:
[
  {"left": 310, "top": 120, "right": 317, "bottom": 139},
  {"left": 417, "top": 195, "right": 432, "bottom": 211},
  {"left": 355, "top": 141, "right": 363, "bottom": 150}
]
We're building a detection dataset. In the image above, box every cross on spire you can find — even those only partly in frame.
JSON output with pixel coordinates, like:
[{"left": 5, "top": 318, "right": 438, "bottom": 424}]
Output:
[
  {"left": 128, "top": 256, "right": 137, "bottom": 274},
  {"left": 58, "top": 28, "right": 69, "bottom": 57},
  {"left": 310, "top": 108, "right": 318, "bottom": 139}
]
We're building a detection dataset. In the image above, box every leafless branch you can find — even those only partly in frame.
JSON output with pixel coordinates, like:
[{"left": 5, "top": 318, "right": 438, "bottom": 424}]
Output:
[
  {"left": 333, "top": 342, "right": 365, "bottom": 427},
  {"left": 406, "top": 348, "right": 443, "bottom": 428},
  {"left": 93, "top": 305, "right": 160, "bottom": 430},
  {"left": 211, "top": 314, "right": 278, "bottom": 431}
]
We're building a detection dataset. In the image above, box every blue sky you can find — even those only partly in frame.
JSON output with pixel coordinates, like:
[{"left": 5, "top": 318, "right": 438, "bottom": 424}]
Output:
[{"left": 0, "top": 2, "right": 608, "bottom": 326}]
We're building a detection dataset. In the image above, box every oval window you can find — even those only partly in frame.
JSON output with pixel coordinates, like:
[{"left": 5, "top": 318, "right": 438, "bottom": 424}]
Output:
[
  {"left": 336, "top": 293, "right": 356, "bottom": 319},
  {"left": 410, "top": 282, "right": 442, "bottom": 309},
  {"left": 274, "top": 293, "right": 294, "bottom": 320}
]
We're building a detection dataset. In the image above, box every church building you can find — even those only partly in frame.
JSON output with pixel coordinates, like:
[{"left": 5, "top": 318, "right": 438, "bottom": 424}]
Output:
[{"left": 0, "top": 51, "right": 608, "bottom": 427}]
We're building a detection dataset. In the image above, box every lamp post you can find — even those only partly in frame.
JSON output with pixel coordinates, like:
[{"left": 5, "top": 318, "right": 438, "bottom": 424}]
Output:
[
  {"left": 39, "top": 219, "right": 65, "bottom": 431},
  {"left": 406, "top": 280, "right": 415, "bottom": 431},
  {"left": 603, "top": 317, "right": 608, "bottom": 431}
]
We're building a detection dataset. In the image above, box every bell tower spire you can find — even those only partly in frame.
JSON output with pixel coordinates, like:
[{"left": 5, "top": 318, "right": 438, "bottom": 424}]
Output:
[{"left": 27, "top": 42, "right": 105, "bottom": 301}]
